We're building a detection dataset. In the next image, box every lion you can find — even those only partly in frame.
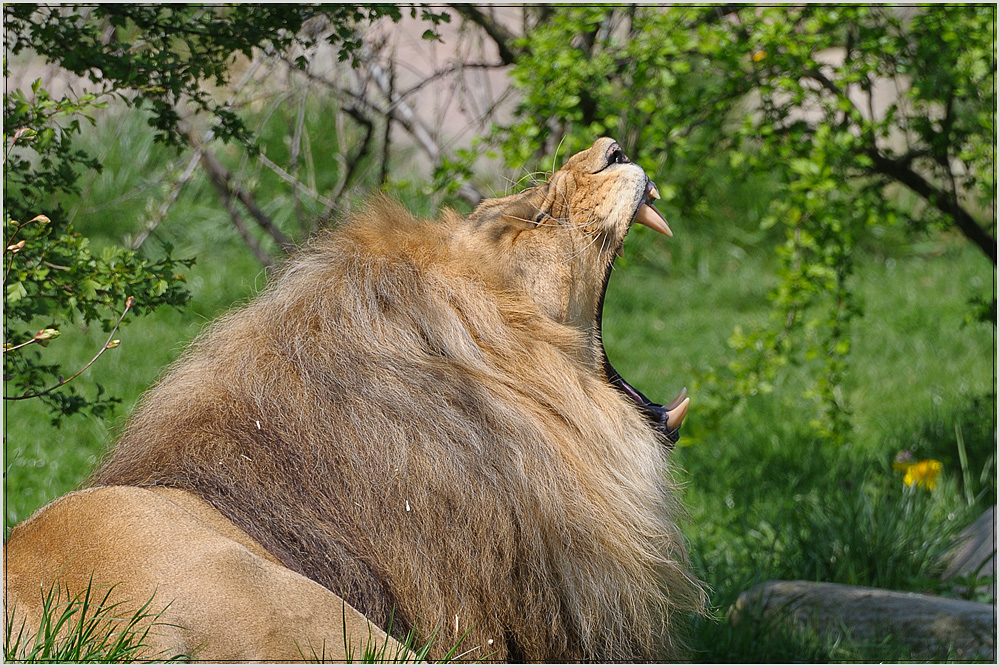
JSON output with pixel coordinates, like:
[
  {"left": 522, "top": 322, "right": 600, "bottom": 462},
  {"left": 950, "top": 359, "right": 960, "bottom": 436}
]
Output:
[{"left": 4, "top": 137, "right": 704, "bottom": 662}]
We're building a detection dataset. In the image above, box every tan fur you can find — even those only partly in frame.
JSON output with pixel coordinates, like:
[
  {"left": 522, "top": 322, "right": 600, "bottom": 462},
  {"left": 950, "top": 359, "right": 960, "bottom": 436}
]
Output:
[
  {"left": 4, "top": 486, "right": 409, "bottom": 662},
  {"left": 5, "top": 138, "right": 704, "bottom": 662}
]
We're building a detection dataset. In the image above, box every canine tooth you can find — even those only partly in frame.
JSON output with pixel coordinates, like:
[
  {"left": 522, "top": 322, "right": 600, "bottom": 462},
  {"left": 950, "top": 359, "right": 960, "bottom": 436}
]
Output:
[
  {"left": 665, "top": 397, "right": 690, "bottom": 430},
  {"left": 648, "top": 184, "right": 660, "bottom": 200},
  {"left": 635, "top": 203, "right": 673, "bottom": 237},
  {"left": 665, "top": 387, "right": 688, "bottom": 411}
]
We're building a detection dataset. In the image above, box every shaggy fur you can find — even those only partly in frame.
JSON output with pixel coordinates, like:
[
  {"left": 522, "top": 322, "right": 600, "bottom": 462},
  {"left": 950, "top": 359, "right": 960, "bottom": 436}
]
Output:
[{"left": 91, "top": 138, "right": 705, "bottom": 662}]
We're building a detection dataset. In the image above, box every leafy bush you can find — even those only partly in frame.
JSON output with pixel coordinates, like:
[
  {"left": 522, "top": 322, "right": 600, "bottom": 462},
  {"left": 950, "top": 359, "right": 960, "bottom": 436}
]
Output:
[{"left": 3, "top": 4, "right": 445, "bottom": 422}]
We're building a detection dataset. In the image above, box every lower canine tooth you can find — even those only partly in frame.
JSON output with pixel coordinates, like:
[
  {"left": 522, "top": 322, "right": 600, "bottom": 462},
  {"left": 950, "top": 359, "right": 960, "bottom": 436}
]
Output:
[
  {"left": 665, "top": 397, "right": 690, "bottom": 430},
  {"left": 635, "top": 203, "right": 673, "bottom": 238},
  {"left": 665, "top": 387, "right": 688, "bottom": 411}
]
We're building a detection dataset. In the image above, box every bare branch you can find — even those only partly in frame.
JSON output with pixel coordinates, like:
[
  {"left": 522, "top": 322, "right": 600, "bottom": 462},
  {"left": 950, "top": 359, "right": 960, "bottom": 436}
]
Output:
[
  {"left": 289, "top": 81, "right": 309, "bottom": 235},
  {"left": 447, "top": 4, "right": 521, "bottom": 65},
  {"left": 379, "top": 93, "right": 391, "bottom": 188},
  {"left": 200, "top": 150, "right": 276, "bottom": 267},
  {"left": 395, "top": 61, "right": 508, "bottom": 100},
  {"left": 363, "top": 61, "right": 484, "bottom": 206},
  {"left": 3, "top": 328, "right": 59, "bottom": 354},
  {"left": 866, "top": 148, "right": 996, "bottom": 265},
  {"left": 131, "top": 145, "right": 205, "bottom": 250},
  {"left": 288, "top": 56, "right": 484, "bottom": 206},
  {"left": 197, "top": 146, "right": 295, "bottom": 254},
  {"left": 325, "top": 104, "right": 376, "bottom": 219},
  {"left": 256, "top": 151, "right": 337, "bottom": 210},
  {"left": 131, "top": 50, "right": 274, "bottom": 251},
  {"left": 218, "top": 184, "right": 276, "bottom": 268},
  {"left": 379, "top": 50, "right": 395, "bottom": 190}
]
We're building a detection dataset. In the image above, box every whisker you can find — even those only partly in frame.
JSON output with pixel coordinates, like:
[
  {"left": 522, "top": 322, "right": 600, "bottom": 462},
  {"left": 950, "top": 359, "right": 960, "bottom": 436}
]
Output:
[
  {"left": 505, "top": 170, "right": 550, "bottom": 195},
  {"left": 550, "top": 136, "right": 568, "bottom": 175},
  {"left": 558, "top": 221, "right": 605, "bottom": 264},
  {"left": 503, "top": 213, "right": 590, "bottom": 231}
]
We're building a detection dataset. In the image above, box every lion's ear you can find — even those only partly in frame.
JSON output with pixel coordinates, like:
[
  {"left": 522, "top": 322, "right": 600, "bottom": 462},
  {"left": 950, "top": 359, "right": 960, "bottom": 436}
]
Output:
[
  {"left": 500, "top": 192, "right": 549, "bottom": 229},
  {"left": 469, "top": 187, "right": 550, "bottom": 236}
]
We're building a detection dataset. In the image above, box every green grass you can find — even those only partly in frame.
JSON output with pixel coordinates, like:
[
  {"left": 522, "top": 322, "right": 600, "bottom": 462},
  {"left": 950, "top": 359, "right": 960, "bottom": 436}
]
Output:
[
  {"left": 334, "top": 611, "right": 482, "bottom": 664},
  {"left": 4, "top": 581, "right": 463, "bottom": 664},
  {"left": 4, "top": 106, "right": 996, "bottom": 662},
  {"left": 4, "top": 580, "right": 186, "bottom": 663}
]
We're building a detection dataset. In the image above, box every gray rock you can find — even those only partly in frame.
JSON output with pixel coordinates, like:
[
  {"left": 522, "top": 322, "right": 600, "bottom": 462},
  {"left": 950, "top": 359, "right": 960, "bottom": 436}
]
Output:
[
  {"left": 942, "top": 505, "right": 996, "bottom": 601},
  {"left": 730, "top": 580, "right": 996, "bottom": 660}
]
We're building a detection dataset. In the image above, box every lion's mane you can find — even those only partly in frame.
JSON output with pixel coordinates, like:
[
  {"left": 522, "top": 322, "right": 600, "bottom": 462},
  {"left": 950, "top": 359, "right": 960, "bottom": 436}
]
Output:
[{"left": 92, "top": 197, "right": 702, "bottom": 662}]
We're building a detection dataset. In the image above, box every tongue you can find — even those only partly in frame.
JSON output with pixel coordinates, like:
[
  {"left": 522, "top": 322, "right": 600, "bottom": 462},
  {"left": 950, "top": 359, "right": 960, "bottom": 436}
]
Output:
[{"left": 635, "top": 202, "right": 673, "bottom": 237}]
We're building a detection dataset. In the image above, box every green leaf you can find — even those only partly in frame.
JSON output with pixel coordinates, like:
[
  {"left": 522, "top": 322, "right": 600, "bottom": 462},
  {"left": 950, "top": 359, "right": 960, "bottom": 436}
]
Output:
[{"left": 6, "top": 281, "right": 28, "bottom": 303}]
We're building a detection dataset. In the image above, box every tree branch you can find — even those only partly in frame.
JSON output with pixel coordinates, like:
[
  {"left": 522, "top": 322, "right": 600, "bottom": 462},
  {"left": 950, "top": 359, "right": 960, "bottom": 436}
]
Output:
[
  {"left": 256, "top": 150, "right": 337, "bottom": 210},
  {"left": 327, "top": 104, "right": 375, "bottom": 217},
  {"left": 197, "top": 146, "right": 295, "bottom": 255},
  {"left": 4, "top": 297, "right": 135, "bottom": 401},
  {"left": 867, "top": 148, "right": 996, "bottom": 265},
  {"left": 395, "top": 61, "right": 508, "bottom": 100},
  {"left": 201, "top": 154, "right": 277, "bottom": 268},
  {"left": 361, "top": 61, "right": 485, "bottom": 206},
  {"left": 447, "top": 4, "right": 521, "bottom": 66},
  {"left": 797, "top": 66, "right": 994, "bottom": 264},
  {"left": 284, "top": 55, "right": 485, "bottom": 207},
  {"left": 131, "top": 145, "right": 205, "bottom": 250},
  {"left": 228, "top": 204, "right": 276, "bottom": 268},
  {"left": 131, "top": 50, "right": 272, "bottom": 250}
]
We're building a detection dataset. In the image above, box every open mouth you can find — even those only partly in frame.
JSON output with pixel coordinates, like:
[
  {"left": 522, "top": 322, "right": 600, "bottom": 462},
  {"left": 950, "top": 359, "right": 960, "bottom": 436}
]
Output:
[{"left": 600, "top": 178, "right": 689, "bottom": 447}]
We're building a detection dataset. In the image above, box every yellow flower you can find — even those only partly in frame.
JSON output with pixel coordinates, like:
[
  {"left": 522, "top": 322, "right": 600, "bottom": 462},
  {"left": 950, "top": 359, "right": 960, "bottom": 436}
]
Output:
[
  {"left": 752, "top": 50, "right": 767, "bottom": 62},
  {"left": 892, "top": 458, "right": 942, "bottom": 490}
]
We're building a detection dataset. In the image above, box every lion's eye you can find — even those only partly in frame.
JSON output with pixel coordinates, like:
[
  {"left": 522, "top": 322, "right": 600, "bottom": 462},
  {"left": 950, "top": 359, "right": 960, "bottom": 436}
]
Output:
[{"left": 608, "top": 147, "right": 628, "bottom": 165}]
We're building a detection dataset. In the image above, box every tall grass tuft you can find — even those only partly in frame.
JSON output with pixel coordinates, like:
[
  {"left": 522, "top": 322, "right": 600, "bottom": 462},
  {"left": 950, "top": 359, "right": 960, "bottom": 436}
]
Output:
[
  {"left": 4, "top": 579, "right": 185, "bottom": 663},
  {"left": 5, "top": 583, "right": 480, "bottom": 664},
  {"left": 787, "top": 482, "right": 969, "bottom": 591},
  {"left": 332, "top": 607, "right": 487, "bottom": 664}
]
